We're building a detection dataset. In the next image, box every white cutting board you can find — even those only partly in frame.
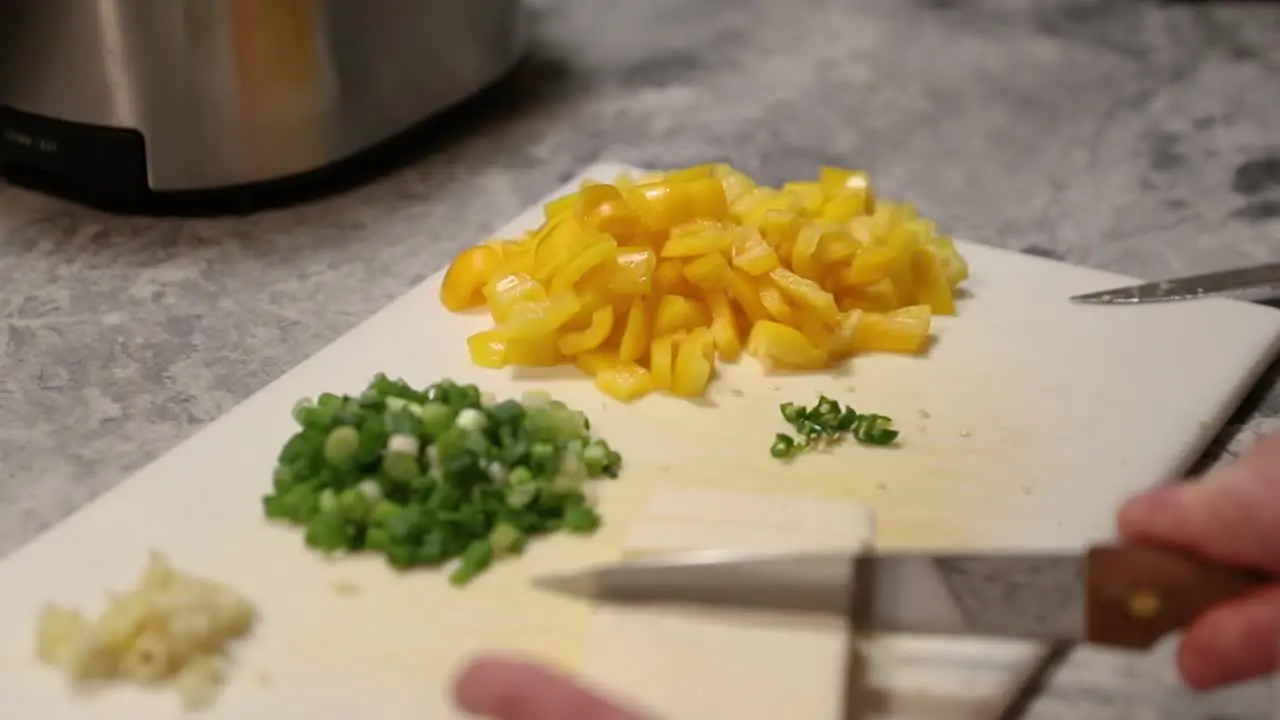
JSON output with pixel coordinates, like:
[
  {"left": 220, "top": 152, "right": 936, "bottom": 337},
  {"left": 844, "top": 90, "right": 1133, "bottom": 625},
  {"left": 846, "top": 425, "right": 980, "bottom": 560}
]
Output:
[{"left": 2, "top": 161, "right": 1280, "bottom": 718}]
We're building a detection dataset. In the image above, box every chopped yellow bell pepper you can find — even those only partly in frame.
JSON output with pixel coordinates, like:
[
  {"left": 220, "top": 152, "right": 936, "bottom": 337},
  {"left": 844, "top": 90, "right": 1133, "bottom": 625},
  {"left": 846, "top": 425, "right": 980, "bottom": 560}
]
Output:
[
  {"left": 682, "top": 252, "right": 733, "bottom": 290},
  {"left": 576, "top": 183, "right": 643, "bottom": 237},
  {"left": 818, "top": 166, "right": 872, "bottom": 199},
  {"left": 910, "top": 247, "right": 956, "bottom": 315},
  {"left": 768, "top": 268, "right": 840, "bottom": 324},
  {"left": 758, "top": 283, "right": 793, "bottom": 322},
  {"left": 706, "top": 291, "right": 742, "bottom": 362},
  {"left": 745, "top": 321, "right": 828, "bottom": 370},
  {"left": 790, "top": 224, "right": 825, "bottom": 280},
  {"left": 653, "top": 295, "right": 710, "bottom": 336},
  {"left": 619, "top": 298, "right": 649, "bottom": 362},
  {"left": 671, "top": 328, "right": 716, "bottom": 398},
  {"left": 781, "top": 181, "right": 825, "bottom": 215},
  {"left": 662, "top": 220, "right": 734, "bottom": 257},
  {"left": 441, "top": 163, "right": 969, "bottom": 401},
  {"left": 852, "top": 305, "right": 932, "bottom": 354},
  {"left": 713, "top": 164, "right": 758, "bottom": 204},
  {"left": 653, "top": 259, "right": 697, "bottom": 296},
  {"left": 574, "top": 349, "right": 620, "bottom": 376},
  {"left": 501, "top": 293, "right": 581, "bottom": 339},
  {"left": 625, "top": 177, "right": 729, "bottom": 229},
  {"left": 558, "top": 305, "right": 615, "bottom": 356},
  {"left": 730, "top": 226, "right": 780, "bottom": 276},
  {"left": 549, "top": 234, "right": 617, "bottom": 296},
  {"left": 726, "top": 268, "right": 770, "bottom": 324},
  {"left": 609, "top": 246, "right": 656, "bottom": 295},
  {"left": 483, "top": 272, "right": 547, "bottom": 324},
  {"left": 467, "top": 329, "right": 562, "bottom": 368},
  {"left": 594, "top": 362, "right": 656, "bottom": 402},
  {"left": 441, "top": 244, "right": 503, "bottom": 311},
  {"left": 838, "top": 278, "right": 901, "bottom": 312},
  {"left": 649, "top": 333, "right": 683, "bottom": 389}
]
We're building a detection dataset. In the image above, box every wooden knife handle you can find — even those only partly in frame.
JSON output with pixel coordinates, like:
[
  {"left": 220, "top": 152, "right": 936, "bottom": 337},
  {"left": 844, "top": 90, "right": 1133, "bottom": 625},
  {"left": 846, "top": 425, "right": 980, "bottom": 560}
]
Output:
[{"left": 1086, "top": 544, "right": 1272, "bottom": 650}]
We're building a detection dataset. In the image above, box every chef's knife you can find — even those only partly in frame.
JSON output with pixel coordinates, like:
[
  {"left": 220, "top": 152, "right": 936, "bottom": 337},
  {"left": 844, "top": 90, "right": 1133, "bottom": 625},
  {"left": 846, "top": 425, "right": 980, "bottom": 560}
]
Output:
[
  {"left": 1070, "top": 261, "right": 1280, "bottom": 305},
  {"left": 532, "top": 544, "right": 1269, "bottom": 650}
]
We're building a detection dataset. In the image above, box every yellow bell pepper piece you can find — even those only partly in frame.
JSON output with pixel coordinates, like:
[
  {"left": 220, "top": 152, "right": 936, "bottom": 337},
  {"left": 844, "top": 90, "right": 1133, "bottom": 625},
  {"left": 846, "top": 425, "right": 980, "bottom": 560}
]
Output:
[
  {"left": 625, "top": 177, "right": 729, "bottom": 229},
  {"left": 467, "top": 330, "right": 562, "bottom": 368},
  {"left": 768, "top": 268, "right": 840, "bottom": 324},
  {"left": 619, "top": 298, "right": 649, "bottom": 362},
  {"left": 500, "top": 293, "right": 581, "bottom": 339},
  {"left": 746, "top": 321, "right": 828, "bottom": 371},
  {"left": 609, "top": 246, "right": 656, "bottom": 295},
  {"left": 726, "top": 268, "right": 771, "bottom": 324},
  {"left": 781, "top": 181, "right": 825, "bottom": 215},
  {"left": 814, "top": 228, "right": 861, "bottom": 265},
  {"left": 594, "top": 362, "right": 656, "bottom": 402},
  {"left": 662, "top": 220, "right": 734, "bottom": 258},
  {"left": 441, "top": 244, "right": 503, "bottom": 311},
  {"left": 533, "top": 217, "right": 589, "bottom": 281},
  {"left": 466, "top": 329, "right": 508, "bottom": 369},
  {"left": 653, "top": 259, "right": 697, "bottom": 296},
  {"left": 574, "top": 349, "right": 621, "bottom": 376},
  {"left": 706, "top": 291, "right": 742, "bottom": 362},
  {"left": 827, "top": 309, "right": 864, "bottom": 358},
  {"left": 838, "top": 278, "right": 901, "bottom": 312},
  {"left": 649, "top": 333, "right": 683, "bottom": 390},
  {"left": 483, "top": 272, "right": 548, "bottom": 324},
  {"left": 753, "top": 210, "right": 804, "bottom": 249},
  {"left": 671, "top": 328, "right": 716, "bottom": 398},
  {"left": 653, "top": 295, "right": 710, "bottom": 336},
  {"left": 558, "top": 305, "right": 615, "bottom": 356},
  {"left": 682, "top": 252, "right": 733, "bottom": 290},
  {"left": 713, "top": 164, "right": 758, "bottom": 204},
  {"left": 576, "top": 183, "right": 643, "bottom": 237},
  {"left": 543, "top": 191, "right": 579, "bottom": 221},
  {"left": 927, "top": 235, "right": 970, "bottom": 288},
  {"left": 852, "top": 305, "right": 932, "bottom": 354},
  {"left": 549, "top": 234, "right": 617, "bottom": 296},
  {"left": 910, "top": 247, "right": 956, "bottom": 316},
  {"left": 790, "top": 223, "right": 825, "bottom": 280},
  {"left": 730, "top": 226, "right": 780, "bottom": 276},
  {"left": 758, "top": 283, "right": 793, "bottom": 322}
]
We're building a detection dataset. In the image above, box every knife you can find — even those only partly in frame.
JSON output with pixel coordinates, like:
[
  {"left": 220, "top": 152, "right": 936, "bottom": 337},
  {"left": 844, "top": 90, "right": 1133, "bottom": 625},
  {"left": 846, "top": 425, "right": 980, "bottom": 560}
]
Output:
[
  {"left": 1070, "top": 261, "right": 1280, "bottom": 305},
  {"left": 532, "top": 544, "right": 1270, "bottom": 650}
]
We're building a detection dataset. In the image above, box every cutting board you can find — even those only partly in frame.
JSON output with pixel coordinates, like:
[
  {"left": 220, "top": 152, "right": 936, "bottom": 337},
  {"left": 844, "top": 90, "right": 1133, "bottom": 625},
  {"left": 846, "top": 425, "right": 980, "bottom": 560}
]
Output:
[{"left": 2, "top": 161, "right": 1280, "bottom": 718}]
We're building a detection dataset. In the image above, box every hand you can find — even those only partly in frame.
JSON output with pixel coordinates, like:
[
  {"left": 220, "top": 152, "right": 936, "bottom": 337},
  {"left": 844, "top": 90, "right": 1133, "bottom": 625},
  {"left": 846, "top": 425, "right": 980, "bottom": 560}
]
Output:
[
  {"left": 454, "top": 656, "right": 651, "bottom": 720},
  {"left": 1118, "top": 431, "right": 1280, "bottom": 690}
]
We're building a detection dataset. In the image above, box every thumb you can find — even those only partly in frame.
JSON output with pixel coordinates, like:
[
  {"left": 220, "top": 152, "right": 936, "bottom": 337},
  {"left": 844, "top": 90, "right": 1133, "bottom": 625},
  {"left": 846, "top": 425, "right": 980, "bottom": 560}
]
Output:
[
  {"left": 1117, "top": 465, "right": 1280, "bottom": 572},
  {"left": 453, "top": 656, "right": 650, "bottom": 720}
]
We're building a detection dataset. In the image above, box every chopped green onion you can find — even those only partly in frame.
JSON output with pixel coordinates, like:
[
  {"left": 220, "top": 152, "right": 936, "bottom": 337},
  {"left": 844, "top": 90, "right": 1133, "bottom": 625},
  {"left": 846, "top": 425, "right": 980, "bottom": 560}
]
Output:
[
  {"left": 770, "top": 433, "right": 797, "bottom": 459},
  {"left": 263, "top": 376, "right": 624, "bottom": 587},
  {"left": 771, "top": 396, "right": 899, "bottom": 460},
  {"left": 323, "top": 426, "right": 360, "bottom": 465}
]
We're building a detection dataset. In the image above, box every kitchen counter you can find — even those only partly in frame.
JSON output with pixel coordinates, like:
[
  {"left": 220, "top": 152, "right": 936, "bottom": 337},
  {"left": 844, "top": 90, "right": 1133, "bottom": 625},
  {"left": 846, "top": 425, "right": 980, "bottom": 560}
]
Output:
[{"left": 2, "top": 0, "right": 1278, "bottom": 716}]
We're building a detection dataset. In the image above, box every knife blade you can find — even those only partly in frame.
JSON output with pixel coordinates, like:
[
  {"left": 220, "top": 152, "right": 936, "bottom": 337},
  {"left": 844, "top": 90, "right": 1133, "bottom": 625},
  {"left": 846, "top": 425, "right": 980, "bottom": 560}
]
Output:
[
  {"left": 533, "top": 544, "right": 1269, "bottom": 650},
  {"left": 1070, "top": 261, "right": 1280, "bottom": 305}
]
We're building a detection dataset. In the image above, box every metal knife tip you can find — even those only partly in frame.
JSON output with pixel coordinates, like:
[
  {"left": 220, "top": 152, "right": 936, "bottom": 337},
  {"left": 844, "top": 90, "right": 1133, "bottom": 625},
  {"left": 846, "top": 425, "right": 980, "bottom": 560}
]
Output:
[{"left": 531, "top": 571, "right": 596, "bottom": 599}]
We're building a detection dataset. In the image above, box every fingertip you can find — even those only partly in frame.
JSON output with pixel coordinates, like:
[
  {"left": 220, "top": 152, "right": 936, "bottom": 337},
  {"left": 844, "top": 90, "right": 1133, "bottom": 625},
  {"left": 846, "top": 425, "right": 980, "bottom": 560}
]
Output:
[{"left": 1116, "top": 484, "right": 1184, "bottom": 540}]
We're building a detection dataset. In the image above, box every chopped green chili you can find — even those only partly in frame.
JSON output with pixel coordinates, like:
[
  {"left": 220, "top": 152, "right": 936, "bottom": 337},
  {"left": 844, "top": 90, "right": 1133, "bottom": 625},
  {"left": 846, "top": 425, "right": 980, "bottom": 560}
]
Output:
[
  {"left": 262, "top": 374, "right": 623, "bottom": 586},
  {"left": 771, "top": 394, "right": 899, "bottom": 460}
]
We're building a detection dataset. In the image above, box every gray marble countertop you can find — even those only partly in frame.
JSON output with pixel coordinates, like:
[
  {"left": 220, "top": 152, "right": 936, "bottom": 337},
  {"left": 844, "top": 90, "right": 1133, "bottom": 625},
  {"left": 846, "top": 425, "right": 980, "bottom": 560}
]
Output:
[{"left": 2, "top": 0, "right": 1279, "bottom": 716}]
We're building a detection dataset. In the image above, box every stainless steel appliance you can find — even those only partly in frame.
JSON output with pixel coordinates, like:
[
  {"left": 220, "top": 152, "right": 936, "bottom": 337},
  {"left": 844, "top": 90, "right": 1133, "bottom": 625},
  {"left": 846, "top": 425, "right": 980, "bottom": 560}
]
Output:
[{"left": 0, "top": 0, "right": 526, "bottom": 205}]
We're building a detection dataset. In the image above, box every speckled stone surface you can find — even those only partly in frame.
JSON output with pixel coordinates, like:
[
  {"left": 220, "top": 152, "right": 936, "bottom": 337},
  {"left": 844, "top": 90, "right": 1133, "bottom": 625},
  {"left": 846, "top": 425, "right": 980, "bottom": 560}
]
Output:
[{"left": 2, "top": 0, "right": 1279, "bottom": 715}]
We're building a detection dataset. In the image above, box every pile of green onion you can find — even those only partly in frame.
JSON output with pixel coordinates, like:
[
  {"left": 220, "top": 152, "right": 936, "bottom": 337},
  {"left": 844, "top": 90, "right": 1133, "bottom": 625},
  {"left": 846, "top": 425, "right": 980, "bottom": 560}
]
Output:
[
  {"left": 263, "top": 375, "right": 623, "bottom": 586},
  {"left": 770, "top": 395, "right": 899, "bottom": 459}
]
